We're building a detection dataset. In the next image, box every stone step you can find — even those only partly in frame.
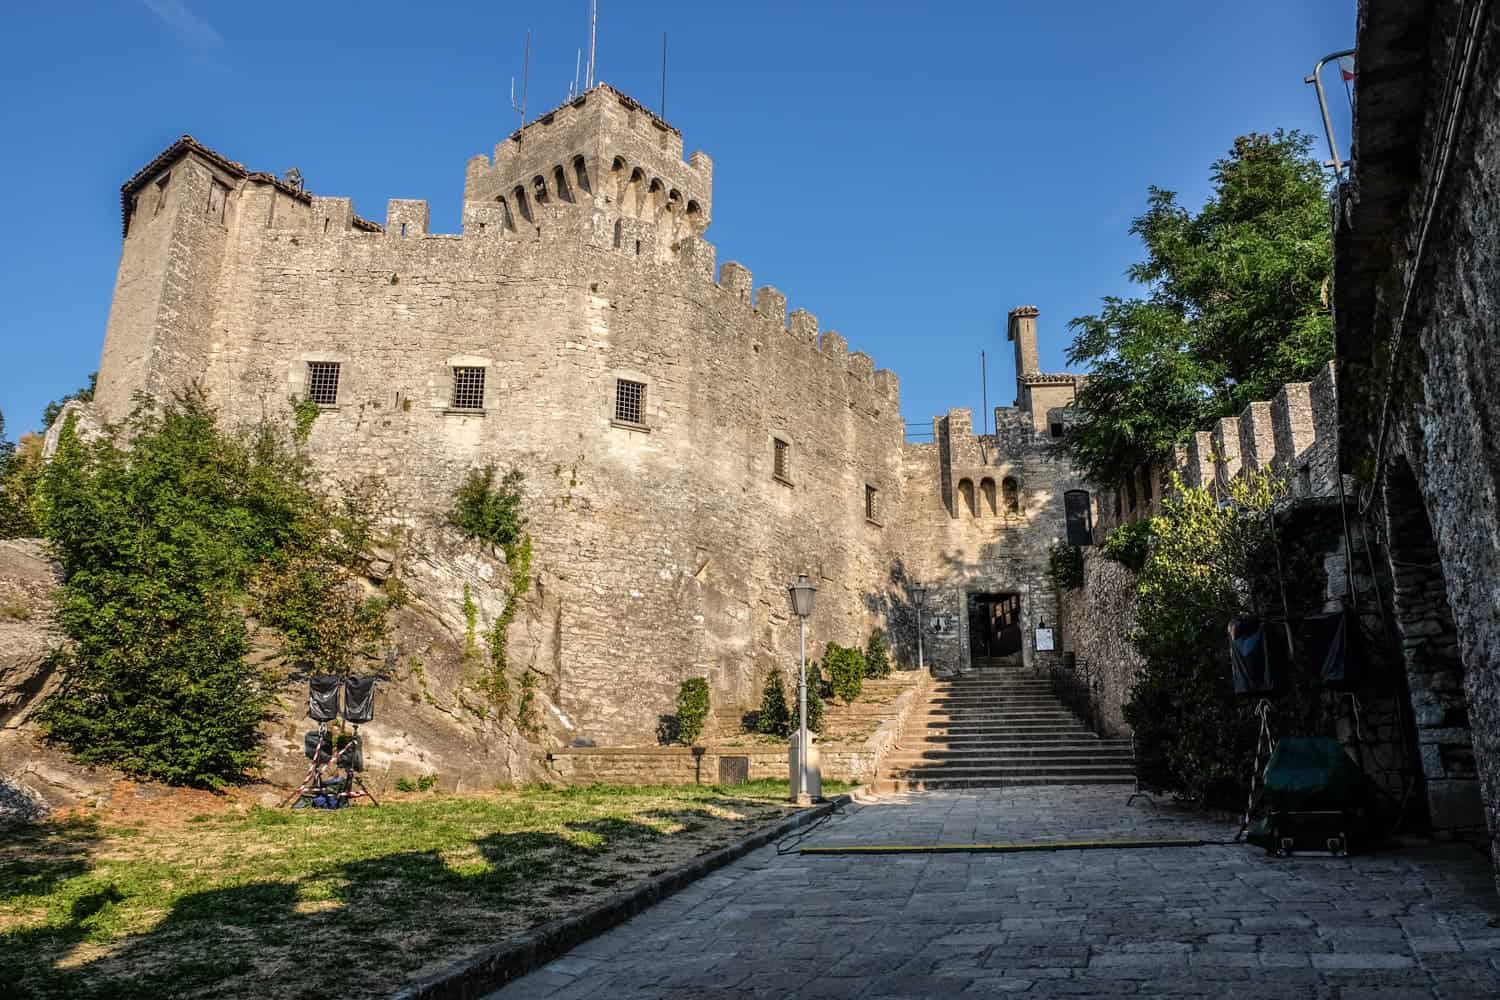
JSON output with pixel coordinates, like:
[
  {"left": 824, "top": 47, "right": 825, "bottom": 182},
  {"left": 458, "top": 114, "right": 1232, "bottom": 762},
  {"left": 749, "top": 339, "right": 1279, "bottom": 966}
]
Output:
[
  {"left": 907, "top": 731, "right": 1116, "bottom": 744},
  {"left": 873, "top": 775, "right": 1137, "bottom": 792},
  {"left": 884, "top": 752, "right": 1136, "bottom": 768},
  {"left": 918, "top": 721, "right": 1091, "bottom": 732},
  {"left": 915, "top": 708, "right": 1079, "bottom": 718},
  {"left": 884, "top": 762, "right": 1136, "bottom": 781},
  {"left": 896, "top": 738, "right": 1133, "bottom": 752}
]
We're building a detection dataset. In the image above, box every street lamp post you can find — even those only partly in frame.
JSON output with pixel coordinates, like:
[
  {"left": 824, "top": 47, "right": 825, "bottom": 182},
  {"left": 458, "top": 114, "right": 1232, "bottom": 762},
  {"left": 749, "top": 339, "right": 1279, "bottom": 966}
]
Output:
[
  {"left": 910, "top": 583, "right": 928, "bottom": 672},
  {"left": 787, "top": 573, "right": 818, "bottom": 805}
]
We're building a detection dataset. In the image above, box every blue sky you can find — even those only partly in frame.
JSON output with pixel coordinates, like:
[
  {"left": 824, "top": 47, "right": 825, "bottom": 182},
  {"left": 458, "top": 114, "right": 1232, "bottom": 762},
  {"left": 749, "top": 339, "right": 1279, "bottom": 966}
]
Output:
[{"left": 0, "top": 1, "right": 1354, "bottom": 437}]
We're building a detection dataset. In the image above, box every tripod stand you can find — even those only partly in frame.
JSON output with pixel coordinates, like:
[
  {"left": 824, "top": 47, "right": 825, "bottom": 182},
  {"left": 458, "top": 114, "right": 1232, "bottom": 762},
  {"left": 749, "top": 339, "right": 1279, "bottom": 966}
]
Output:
[
  {"left": 280, "top": 723, "right": 379, "bottom": 809},
  {"left": 280, "top": 674, "right": 381, "bottom": 809}
]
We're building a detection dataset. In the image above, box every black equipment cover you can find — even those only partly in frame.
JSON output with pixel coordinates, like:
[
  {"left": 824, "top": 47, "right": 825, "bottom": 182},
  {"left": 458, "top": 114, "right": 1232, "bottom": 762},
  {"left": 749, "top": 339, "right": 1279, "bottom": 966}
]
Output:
[
  {"left": 303, "top": 730, "right": 333, "bottom": 763},
  {"left": 1230, "top": 617, "right": 1278, "bottom": 696},
  {"left": 343, "top": 676, "right": 377, "bottom": 723},
  {"left": 339, "top": 739, "right": 365, "bottom": 772},
  {"left": 309, "top": 675, "right": 342, "bottom": 722},
  {"left": 1306, "top": 610, "right": 1357, "bottom": 689}
]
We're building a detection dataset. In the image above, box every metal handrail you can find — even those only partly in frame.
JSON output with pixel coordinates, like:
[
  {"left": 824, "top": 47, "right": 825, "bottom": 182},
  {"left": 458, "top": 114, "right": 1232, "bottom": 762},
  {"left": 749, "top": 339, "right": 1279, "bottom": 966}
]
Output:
[{"left": 1305, "top": 49, "right": 1356, "bottom": 177}]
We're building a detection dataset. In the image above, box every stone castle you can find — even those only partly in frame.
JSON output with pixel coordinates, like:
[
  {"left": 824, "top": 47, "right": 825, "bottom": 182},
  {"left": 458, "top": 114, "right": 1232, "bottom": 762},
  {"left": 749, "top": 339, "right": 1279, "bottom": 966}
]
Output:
[{"left": 91, "top": 85, "right": 1090, "bottom": 746}]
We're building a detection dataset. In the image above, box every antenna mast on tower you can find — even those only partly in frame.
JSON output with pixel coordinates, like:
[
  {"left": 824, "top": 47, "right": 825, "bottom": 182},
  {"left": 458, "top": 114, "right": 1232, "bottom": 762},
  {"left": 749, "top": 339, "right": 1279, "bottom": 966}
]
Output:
[
  {"left": 510, "top": 30, "right": 531, "bottom": 130},
  {"left": 585, "top": 0, "right": 598, "bottom": 89}
]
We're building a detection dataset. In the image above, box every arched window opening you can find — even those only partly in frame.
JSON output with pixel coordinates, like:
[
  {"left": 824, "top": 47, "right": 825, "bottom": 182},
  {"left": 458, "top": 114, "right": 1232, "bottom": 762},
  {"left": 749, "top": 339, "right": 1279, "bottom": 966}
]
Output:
[
  {"left": 1064, "top": 490, "right": 1093, "bottom": 546},
  {"left": 626, "top": 168, "right": 646, "bottom": 218},
  {"left": 574, "top": 155, "right": 592, "bottom": 194},
  {"left": 686, "top": 199, "right": 704, "bottom": 234},
  {"left": 980, "top": 478, "right": 997, "bottom": 518},
  {"left": 552, "top": 165, "right": 574, "bottom": 203},
  {"left": 532, "top": 175, "right": 550, "bottom": 205},
  {"left": 494, "top": 194, "right": 514, "bottom": 231},
  {"left": 647, "top": 178, "right": 666, "bottom": 220},
  {"left": 512, "top": 186, "right": 533, "bottom": 223},
  {"left": 1002, "top": 476, "right": 1021, "bottom": 515},
  {"left": 958, "top": 478, "right": 977, "bottom": 519}
]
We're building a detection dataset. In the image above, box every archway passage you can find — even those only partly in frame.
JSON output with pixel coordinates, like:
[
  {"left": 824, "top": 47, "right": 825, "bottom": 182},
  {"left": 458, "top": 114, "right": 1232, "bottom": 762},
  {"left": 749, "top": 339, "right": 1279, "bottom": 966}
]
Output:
[
  {"left": 968, "top": 591, "right": 1023, "bottom": 668},
  {"left": 1383, "top": 457, "right": 1485, "bottom": 832}
]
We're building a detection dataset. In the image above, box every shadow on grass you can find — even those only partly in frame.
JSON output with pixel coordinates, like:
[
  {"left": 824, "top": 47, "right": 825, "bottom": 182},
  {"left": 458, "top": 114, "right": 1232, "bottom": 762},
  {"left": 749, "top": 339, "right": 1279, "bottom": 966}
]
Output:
[{"left": 0, "top": 814, "right": 681, "bottom": 1000}]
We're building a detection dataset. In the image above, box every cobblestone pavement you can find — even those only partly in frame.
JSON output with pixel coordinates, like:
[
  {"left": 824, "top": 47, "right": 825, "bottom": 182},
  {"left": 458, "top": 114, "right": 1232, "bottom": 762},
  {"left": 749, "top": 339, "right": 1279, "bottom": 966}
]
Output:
[{"left": 487, "top": 787, "right": 1500, "bottom": 998}]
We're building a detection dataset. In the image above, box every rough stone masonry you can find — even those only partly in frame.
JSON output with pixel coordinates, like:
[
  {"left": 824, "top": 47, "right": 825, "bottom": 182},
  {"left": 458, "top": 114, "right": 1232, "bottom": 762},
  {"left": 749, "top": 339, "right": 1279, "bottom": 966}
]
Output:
[{"left": 83, "top": 85, "right": 1088, "bottom": 748}]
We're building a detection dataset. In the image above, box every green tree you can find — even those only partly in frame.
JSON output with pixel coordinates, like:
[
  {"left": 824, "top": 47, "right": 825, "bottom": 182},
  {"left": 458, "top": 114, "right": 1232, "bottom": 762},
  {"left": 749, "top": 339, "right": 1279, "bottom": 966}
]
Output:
[
  {"left": 447, "top": 465, "right": 526, "bottom": 549},
  {"left": 675, "top": 677, "right": 710, "bottom": 745},
  {"left": 824, "top": 641, "right": 865, "bottom": 704},
  {"left": 864, "top": 629, "right": 892, "bottom": 679},
  {"left": 37, "top": 397, "right": 305, "bottom": 786},
  {"left": 1062, "top": 132, "right": 1332, "bottom": 486},
  {"left": 0, "top": 413, "right": 43, "bottom": 538},
  {"left": 756, "top": 669, "right": 791, "bottom": 737}
]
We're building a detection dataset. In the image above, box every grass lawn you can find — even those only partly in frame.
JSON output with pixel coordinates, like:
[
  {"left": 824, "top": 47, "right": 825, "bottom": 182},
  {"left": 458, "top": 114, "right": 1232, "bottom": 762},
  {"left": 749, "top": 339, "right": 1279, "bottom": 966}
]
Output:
[{"left": 1, "top": 779, "right": 848, "bottom": 1000}]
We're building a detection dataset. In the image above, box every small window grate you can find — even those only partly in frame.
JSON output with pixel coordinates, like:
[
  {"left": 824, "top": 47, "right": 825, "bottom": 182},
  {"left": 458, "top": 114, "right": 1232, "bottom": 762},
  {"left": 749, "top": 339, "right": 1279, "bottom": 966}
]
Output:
[
  {"left": 306, "top": 362, "right": 341, "bottom": 406},
  {"left": 614, "top": 379, "right": 645, "bottom": 425},
  {"left": 773, "top": 439, "right": 791, "bottom": 481},
  {"left": 451, "top": 366, "right": 486, "bottom": 410},
  {"left": 865, "top": 484, "right": 879, "bottom": 522}
]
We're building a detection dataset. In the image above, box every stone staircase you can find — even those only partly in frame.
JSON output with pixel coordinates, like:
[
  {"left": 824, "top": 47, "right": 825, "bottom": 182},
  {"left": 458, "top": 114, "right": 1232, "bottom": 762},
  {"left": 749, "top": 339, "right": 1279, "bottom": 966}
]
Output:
[{"left": 876, "top": 669, "right": 1134, "bottom": 791}]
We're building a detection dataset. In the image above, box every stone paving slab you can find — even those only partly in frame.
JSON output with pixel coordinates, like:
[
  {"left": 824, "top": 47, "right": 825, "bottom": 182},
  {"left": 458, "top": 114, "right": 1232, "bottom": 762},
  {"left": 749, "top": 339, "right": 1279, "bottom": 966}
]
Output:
[{"left": 485, "top": 786, "right": 1500, "bottom": 998}]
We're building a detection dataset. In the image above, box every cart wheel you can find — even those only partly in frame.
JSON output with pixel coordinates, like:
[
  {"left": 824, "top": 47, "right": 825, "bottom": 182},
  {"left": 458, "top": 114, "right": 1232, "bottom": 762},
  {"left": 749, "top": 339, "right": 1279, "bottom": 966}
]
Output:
[
  {"left": 1328, "top": 835, "right": 1347, "bottom": 857},
  {"left": 1277, "top": 837, "right": 1295, "bottom": 858}
]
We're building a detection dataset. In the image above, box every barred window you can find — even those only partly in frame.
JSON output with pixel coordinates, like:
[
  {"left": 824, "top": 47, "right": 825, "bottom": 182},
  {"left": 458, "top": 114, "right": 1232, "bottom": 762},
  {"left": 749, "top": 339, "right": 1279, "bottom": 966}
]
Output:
[
  {"left": 306, "top": 362, "right": 340, "bottom": 406},
  {"left": 865, "top": 484, "right": 879, "bottom": 522},
  {"left": 773, "top": 438, "right": 791, "bottom": 482},
  {"left": 614, "top": 379, "right": 645, "bottom": 425},
  {"left": 451, "top": 366, "right": 486, "bottom": 410}
]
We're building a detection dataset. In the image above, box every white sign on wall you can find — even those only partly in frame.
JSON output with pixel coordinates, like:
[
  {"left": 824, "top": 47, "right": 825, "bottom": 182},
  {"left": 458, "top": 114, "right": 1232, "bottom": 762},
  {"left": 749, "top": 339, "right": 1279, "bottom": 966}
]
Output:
[{"left": 1034, "top": 627, "right": 1055, "bottom": 652}]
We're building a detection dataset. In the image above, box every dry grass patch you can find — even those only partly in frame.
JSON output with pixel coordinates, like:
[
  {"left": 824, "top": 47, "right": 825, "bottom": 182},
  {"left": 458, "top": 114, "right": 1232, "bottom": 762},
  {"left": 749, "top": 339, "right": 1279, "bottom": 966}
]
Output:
[{"left": 0, "top": 779, "right": 844, "bottom": 999}]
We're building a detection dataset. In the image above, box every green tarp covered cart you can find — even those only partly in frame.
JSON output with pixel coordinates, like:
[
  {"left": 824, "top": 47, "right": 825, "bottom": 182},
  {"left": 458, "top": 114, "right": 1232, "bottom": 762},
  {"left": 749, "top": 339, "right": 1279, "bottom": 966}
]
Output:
[{"left": 1244, "top": 736, "right": 1375, "bottom": 856}]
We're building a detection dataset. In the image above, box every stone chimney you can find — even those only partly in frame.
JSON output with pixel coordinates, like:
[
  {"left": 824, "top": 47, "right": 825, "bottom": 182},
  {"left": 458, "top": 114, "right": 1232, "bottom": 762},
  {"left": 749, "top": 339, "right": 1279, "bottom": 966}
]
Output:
[{"left": 1007, "top": 305, "right": 1041, "bottom": 378}]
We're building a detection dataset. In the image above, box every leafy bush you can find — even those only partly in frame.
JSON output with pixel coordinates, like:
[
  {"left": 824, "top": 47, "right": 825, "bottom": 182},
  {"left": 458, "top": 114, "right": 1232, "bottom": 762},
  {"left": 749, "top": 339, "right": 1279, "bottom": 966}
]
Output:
[
  {"left": 37, "top": 397, "right": 304, "bottom": 787},
  {"left": 675, "top": 677, "right": 710, "bottom": 745},
  {"left": 1048, "top": 542, "right": 1085, "bottom": 591},
  {"left": 36, "top": 391, "right": 404, "bottom": 788},
  {"left": 396, "top": 774, "right": 439, "bottom": 793},
  {"left": 803, "top": 662, "right": 825, "bottom": 734},
  {"left": 864, "top": 630, "right": 892, "bottom": 679},
  {"left": 1101, "top": 519, "right": 1154, "bottom": 572},
  {"left": 515, "top": 671, "right": 542, "bottom": 737},
  {"left": 1123, "top": 471, "right": 1294, "bottom": 805},
  {"left": 756, "top": 669, "right": 791, "bottom": 737},
  {"left": 824, "top": 642, "right": 865, "bottom": 704},
  {"left": 447, "top": 465, "right": 526, "bottom": 549}
]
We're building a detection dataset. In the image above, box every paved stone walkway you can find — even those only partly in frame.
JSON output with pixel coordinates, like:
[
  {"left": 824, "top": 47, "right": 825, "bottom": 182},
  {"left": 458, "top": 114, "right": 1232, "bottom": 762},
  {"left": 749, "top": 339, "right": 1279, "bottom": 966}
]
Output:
[{"left": 487, "top": 787, "right": 1500, "bottom": 998}]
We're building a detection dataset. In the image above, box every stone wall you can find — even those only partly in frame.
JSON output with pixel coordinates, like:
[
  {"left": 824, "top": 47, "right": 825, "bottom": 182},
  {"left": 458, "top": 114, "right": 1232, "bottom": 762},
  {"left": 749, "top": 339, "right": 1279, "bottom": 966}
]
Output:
[
  {"left": 1058, "top": 553, "right": 1141, "bottom": 738},
  {"left": 1335, "top": 0, "right": 1500, "bottom": 885}
]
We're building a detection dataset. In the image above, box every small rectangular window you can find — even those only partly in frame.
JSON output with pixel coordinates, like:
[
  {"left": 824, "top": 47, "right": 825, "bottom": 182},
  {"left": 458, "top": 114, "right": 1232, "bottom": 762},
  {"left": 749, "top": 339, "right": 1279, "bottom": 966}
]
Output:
[
  {"left": 153, "top": 172, "right": 171, "bottom": 217},
  {"left": 207, "top": 180, "right": 229, "bottom": 222},
  {"left": 614, "top": 379, "right": 645, "bottom": 426},
  {"left": 306, "top": 362, "right": 341, "bottom": 406},
  {"left": 1050, "top": 422, "right": 1064, "bottom": 438},
  {"left": 865, "top": 484, "right": 880, "bottom": 523},
  {"left": 451, "top": 366, "right": 486, "bottom": 411},
  {"left": 773, "top": 438, "right": 791, "bottom": 483}
]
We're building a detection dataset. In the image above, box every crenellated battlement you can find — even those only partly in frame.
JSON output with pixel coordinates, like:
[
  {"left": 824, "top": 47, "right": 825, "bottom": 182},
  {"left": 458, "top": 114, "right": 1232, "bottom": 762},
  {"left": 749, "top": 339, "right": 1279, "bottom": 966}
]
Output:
[
  {"left": 465, "top": 85, "right": 711, "bottom": 243},
  {"left": 1097, "top": 361, "right": 1340, "bottom": 532}
]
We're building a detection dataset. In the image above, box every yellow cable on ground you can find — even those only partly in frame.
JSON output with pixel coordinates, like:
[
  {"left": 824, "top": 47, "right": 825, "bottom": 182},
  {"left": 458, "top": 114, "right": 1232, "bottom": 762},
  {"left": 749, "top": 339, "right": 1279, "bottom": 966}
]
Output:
[{"left": 799, "top": 838, "right": 1207, "bottom": 855}]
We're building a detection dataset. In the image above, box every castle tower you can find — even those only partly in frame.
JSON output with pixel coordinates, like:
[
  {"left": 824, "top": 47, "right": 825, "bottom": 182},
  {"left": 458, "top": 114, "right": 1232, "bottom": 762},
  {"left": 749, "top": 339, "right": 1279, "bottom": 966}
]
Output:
[
  {"left": 463, "top": 85, "right": 713, "bottom": 242},
  {"left": 1006, "top": 305, "right": 1078, "bottom": 435}
]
